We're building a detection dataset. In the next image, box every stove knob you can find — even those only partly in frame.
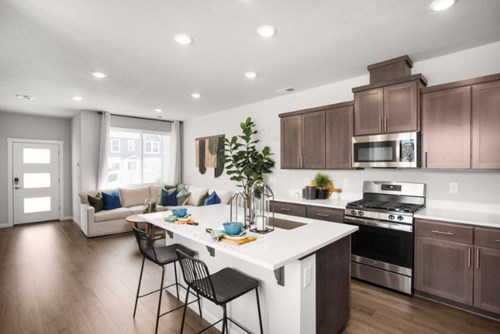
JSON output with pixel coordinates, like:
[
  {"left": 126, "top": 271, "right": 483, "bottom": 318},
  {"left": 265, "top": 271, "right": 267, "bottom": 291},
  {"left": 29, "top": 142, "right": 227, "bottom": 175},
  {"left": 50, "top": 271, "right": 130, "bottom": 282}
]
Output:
[
  {"left": 358, "top": 211, "right": 364, "bottom": 216},
  {"left": 351, "top": 210, "right": 357, "bottom": 216},
  {"left": 397, "top": 216, "right": 404, "bottom": 221},
  {"left": 388, "top": 215, "right": 395, "bottom": 220}
]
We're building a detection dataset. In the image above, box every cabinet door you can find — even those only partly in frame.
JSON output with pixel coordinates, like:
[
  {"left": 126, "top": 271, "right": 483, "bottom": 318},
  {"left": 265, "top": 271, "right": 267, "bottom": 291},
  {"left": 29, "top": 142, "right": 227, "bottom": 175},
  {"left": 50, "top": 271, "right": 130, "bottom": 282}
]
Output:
[
  {"left": 415, "top": 237, "right": 473, "bottom": 305},
  {"left": 474, "top": 246, "right": 500, "bottom": 314},
  {"left": 302, "top": 111, "right": 326, "bottom": 169},
  {"left": 472, "top": 80, "right": 500, "bottom": 169},
  {"left": 422, "top": 86, "right": 471, "bottom": 169},
  {"left": 325, "top": 105, "right": 353, "bottom": 169},
  {"left": 384, "top": 81, "right": 418, "bottom": 133},
  {"left": 354, "top": 88, "right": 384, "bottom": 136},
  {"left": 281, "top": 115, "right": 302, "bottom": 168},
  {"left": 270, "top": 201, "right": 306, "bottom": 217}
]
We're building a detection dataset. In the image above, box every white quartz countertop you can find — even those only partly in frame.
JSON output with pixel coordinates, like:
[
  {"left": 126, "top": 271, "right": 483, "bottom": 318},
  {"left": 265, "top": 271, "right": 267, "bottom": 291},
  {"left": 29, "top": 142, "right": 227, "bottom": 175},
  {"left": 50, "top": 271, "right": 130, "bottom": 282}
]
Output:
[
  {"left": 273, "top": 196, "right": 351, "bottom": 210},
  {"left": 141, "top": 205, "right": 357, "bottom": 271},
  {"left": 415, "top": 208, "right": 500, "bottom": 228}
]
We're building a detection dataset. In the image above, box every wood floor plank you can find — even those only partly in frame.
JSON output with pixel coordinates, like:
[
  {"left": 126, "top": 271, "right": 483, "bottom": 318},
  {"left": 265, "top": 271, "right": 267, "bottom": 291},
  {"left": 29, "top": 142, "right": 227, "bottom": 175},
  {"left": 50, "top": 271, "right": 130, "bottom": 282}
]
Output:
[{"left": 1, "top": 220, "right": 499, "bottom": 334}]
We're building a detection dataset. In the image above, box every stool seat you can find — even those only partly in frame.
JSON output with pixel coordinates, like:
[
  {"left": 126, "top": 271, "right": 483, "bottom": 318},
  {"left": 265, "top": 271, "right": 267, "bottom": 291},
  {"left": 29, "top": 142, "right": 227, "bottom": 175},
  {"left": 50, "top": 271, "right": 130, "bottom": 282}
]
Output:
[
  {"left": 153, "top": 242, "right": 195, "bottom": 265},
  {"left": 209, "top": 268, "right": 260, "bottom": 305}
]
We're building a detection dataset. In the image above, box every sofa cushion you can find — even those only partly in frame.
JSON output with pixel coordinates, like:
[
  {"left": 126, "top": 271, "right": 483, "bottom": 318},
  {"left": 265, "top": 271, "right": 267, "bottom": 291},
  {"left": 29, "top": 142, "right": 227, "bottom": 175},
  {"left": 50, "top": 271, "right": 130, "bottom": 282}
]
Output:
[
  {"left": 204, "top": 191, "right": 221, "bottom": 206},
  {"left": 94, "top": 207, "right": 132, "bottom": 222},
  {"left": 208, "top": 188, "right": 232, "bottom": 204},
  {"left": 160, "top": 188, "right": 177, "bottom": 206},
  {"left": 186, "top": 186, "right": 209, "bottom": 206},
  {"left": 79, "top": 188, "right": 117, "bottom": 204},
  {"left": 102, "top": 191, "right": 122, "bottom": 210},
  {"left": 88, "top": 193, "right": 104, "bottom": 212},
  {"left": 150, "top": 185, "right": 163, "bottom": 203},
  {"left": 120, "top": 187, "right": 150, "bottom": 208}
]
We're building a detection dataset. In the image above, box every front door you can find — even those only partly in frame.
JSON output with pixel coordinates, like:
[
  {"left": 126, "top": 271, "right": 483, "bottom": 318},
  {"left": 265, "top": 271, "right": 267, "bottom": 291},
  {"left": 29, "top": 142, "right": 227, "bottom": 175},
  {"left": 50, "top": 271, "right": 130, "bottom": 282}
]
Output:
[{"left": 12, "top": 142, "right": 61, "bottom": 224}]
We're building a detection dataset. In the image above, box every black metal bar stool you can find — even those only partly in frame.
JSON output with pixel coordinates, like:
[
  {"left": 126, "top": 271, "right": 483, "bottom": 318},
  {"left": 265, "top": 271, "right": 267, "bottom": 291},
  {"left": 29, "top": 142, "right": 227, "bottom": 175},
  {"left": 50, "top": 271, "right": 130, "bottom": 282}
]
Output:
[
  {"left": 132, "top": 227, "right": 202, "bottom": 334},
  {"left": 176, "top": 249, "right": 264, "bottom": 334}
]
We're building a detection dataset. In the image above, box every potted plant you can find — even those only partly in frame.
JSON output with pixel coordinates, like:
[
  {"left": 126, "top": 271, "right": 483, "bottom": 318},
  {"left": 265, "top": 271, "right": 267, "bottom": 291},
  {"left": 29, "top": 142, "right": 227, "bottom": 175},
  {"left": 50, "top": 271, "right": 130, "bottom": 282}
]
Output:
[
  {"left": 224, "top": 117, "right": 275, "bottom": 221},
  {"left": 314, "top": 173, "right": 331, "bottom": 199}
]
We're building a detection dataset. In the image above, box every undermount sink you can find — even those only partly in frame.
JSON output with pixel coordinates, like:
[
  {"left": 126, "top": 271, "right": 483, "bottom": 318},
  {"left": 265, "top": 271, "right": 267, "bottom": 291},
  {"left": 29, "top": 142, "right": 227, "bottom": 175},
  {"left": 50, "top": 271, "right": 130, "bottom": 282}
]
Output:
[{"left": 268, "top": 217, "right": 306, "bottom": 230}]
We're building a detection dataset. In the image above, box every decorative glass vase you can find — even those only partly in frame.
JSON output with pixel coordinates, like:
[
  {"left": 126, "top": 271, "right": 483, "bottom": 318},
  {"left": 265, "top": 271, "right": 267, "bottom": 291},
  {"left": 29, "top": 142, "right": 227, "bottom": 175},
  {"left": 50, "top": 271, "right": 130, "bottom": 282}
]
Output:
[{"left": 143, "top": 198, "right": 157, "bottom": 214}]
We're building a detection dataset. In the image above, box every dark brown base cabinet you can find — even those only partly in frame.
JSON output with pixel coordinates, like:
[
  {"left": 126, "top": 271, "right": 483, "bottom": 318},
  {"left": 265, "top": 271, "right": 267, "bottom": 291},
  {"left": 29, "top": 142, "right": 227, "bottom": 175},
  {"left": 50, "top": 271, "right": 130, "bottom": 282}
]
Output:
[
  {"left": 415, "top": 219, "right": 500, "bottom": 318},
  {"left": 270, "top": 200, "right": 344, "bottom": 223},
  {"left": 421, "top": 74, "right": 500, "bottom": 169}
]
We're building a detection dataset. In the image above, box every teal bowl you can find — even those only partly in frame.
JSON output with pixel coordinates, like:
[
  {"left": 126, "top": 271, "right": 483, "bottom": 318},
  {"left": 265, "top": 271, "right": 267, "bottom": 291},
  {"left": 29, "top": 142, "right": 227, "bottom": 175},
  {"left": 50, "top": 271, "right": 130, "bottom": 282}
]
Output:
[
  {"left": 223, "top": 222, "right": 244, "bottom": 236},
  {"left": 172, "top": 208, "right": 187, "bottom": 217}
]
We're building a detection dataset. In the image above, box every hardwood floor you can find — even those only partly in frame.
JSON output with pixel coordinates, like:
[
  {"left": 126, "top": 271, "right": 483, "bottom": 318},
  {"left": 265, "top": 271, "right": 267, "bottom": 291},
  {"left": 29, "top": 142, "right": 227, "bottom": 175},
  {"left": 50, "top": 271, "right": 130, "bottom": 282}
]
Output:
[{"left": 1, "top": 220, "right": 499, "bottom": 334}]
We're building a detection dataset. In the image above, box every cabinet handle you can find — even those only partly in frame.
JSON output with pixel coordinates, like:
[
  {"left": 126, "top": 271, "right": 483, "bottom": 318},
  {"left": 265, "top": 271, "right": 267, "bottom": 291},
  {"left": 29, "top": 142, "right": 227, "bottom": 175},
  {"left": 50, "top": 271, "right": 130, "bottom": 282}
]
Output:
[
  {"left": 495, "top": 240, "right": 500, "bottom": 243},
  {"left": 379, "top": 117, "right": 383, "bottom": 132},
  {"left": 316, "top": 213, "right": 330, "bottom": 217},
  {"left": 384, "top": 116, "right": 388, "bottom": 132},
  {"left": 280, "top": 208, "right": 291, "bottom": 212},
  {"left": 467, "top": 248, "right": 472, "bottom": 268},
  {"left": 476, "top": 249, "right": 480, "bottom": 269},
  {"left": 431, "top": 230, "right": 454, "bottom": 236},
  {"left": 425, "top": 152, "right": 428, "bottom": 168}
]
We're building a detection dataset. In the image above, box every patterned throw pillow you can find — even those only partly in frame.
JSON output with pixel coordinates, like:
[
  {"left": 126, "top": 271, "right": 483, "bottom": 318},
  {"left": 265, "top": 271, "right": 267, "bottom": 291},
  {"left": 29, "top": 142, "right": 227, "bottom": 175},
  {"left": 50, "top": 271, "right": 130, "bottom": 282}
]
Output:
[
  {"left": 176, "top": 189, "right": 191, "bottom": 206},
  {"left": 160, "top": 188, "right": 177, "bottom": 206},
  {"left": 87, "top": 193, "right": 104, "bottom": 212},
  {"left": 204, "top": 191, "right": 221, "bottom": 206},
  {"left": 102, "top": 191, "right": 122, "bottom": 210}
]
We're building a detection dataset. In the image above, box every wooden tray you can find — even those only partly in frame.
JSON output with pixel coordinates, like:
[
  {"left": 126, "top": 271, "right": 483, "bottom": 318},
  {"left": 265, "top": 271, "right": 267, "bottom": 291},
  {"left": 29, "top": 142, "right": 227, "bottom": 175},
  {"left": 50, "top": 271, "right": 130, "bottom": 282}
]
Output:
[{"left": 220, "top": 235, "right": 257, "bottom": 245}]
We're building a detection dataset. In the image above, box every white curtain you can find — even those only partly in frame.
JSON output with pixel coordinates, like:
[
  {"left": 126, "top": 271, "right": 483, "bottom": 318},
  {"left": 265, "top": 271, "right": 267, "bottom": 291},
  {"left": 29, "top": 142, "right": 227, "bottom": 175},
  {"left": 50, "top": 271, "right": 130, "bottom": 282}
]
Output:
[
  {"left": 168, "top": 120, "right": 181, "bottom": 184},
  {"left": 97, "top": 111, "right": 111, "bottom": 189}
]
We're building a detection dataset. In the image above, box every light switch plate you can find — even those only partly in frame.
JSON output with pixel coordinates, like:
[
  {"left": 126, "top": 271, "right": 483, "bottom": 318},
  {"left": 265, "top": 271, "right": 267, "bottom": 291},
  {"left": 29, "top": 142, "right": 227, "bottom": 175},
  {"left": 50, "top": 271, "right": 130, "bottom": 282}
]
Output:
[
  {"left": 304, "top": 265, "right": 312, "bottom": 288},
  {"left": 449, "top": 182, "right": 458, "bottom": 194}
]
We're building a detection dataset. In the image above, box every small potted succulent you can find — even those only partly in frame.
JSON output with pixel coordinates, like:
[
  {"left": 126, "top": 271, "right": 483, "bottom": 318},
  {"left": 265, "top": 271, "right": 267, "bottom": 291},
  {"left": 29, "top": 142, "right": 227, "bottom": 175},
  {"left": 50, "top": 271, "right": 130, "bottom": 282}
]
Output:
[{"left": 314, "top": 173, "right": 331, "bottom": 199}]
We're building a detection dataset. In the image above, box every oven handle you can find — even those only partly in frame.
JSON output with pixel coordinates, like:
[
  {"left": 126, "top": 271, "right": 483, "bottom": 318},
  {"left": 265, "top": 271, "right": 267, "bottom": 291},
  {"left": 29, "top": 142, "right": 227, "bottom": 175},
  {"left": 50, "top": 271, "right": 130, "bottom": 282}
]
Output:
[{"left": 344, "top": 216, "right": 413, "bottom": 233}]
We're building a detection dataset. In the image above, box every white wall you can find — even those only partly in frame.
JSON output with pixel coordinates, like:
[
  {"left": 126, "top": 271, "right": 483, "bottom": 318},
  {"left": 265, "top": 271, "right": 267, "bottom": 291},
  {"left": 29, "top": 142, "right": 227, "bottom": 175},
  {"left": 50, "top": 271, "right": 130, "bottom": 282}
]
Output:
[
  {"left": 0, "top": 111, "right": 73, "bottom": 225},
  {"left": 183, "top": 41, "right": 500, "bottom": 213}
]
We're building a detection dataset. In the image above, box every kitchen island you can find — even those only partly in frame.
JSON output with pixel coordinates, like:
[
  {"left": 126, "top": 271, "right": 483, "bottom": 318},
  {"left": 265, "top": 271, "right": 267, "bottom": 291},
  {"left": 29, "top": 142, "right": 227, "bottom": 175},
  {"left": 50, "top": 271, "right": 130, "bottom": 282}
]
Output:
[{"left": 141, "top": 204, "right": 357, "bottom": 334}]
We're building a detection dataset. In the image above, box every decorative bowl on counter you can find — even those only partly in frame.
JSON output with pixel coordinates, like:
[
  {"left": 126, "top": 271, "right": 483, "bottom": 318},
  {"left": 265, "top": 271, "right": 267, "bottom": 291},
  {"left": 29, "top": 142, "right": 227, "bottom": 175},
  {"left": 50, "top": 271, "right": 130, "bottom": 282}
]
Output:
[
  {"left": 223, "top": 222, "right": 244, "bottom": 236},
  {"left": 172, "top": 208, "right": 188, "bottom": 217}
]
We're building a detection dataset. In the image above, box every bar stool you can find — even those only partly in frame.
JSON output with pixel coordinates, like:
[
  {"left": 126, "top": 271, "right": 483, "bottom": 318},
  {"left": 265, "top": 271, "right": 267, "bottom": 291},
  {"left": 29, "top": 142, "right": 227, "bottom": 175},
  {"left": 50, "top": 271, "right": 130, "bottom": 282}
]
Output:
[
  {"left": 132, "top": 227, "right": 202, "bottom": 334},
  {"left": 176, "top": 249, "right": 264, "bottom": 334}
]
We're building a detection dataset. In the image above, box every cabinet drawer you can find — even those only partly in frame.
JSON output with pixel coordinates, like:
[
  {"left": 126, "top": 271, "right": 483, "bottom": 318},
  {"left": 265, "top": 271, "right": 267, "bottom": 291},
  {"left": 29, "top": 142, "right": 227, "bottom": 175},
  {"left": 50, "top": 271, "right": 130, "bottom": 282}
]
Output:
[
  {"left": 475, "top": 227, "right": 500, "bottom": 249},
  {"left": 306, "top": 206, "right": 344, "bottom": 223},
  {"left": 415, "top": 219, "right": 473, "bottom": 244},
  {"left": 270, "top": 201, "right": 306, "bottom": 217}
]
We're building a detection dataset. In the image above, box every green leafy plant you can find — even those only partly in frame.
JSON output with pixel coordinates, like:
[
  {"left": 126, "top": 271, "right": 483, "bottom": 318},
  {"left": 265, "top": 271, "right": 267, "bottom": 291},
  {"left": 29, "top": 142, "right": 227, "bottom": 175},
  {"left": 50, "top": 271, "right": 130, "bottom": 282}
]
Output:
[
  {"left": 224, "top": 117, "right": 275, "bottom": 196},
  {"left": 314, "top": 172, "right": 331, "bottom": 189}
]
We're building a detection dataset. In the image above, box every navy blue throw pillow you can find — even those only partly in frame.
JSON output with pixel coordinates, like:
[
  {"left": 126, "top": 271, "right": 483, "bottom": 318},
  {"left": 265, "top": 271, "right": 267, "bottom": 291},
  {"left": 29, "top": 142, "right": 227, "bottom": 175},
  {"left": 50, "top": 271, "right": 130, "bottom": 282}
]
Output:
[
  {"left": 204, "top": 191, "right": 221, "bottom": 206},
  {"left": 160, "top": 188, "right": 177, "bottom": 206},
  {"left": 102, "top": 191, "right": 122, "bottom": 210}
]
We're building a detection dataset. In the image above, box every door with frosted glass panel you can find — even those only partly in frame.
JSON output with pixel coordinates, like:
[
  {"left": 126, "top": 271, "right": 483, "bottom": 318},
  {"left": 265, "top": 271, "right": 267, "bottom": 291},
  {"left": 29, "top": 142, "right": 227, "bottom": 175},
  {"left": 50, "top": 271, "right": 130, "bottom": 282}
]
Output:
[{"left": 13, "top": 143, "right": 60, "bottom": 224}]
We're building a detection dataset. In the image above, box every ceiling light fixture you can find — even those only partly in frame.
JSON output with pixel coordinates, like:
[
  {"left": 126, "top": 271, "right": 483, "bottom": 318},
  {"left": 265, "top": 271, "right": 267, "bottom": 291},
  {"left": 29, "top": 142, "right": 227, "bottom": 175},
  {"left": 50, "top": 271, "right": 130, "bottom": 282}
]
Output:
[
  {"left": 72, "top": 96, "right": 83, "bottom": 101},
  {"left": 245, "top": 71, "right": 258, "bottom": 79},
  {"left": 191, "top": 93, "right": 201, "bottom": 99},
  {"left": 16, "top": 94, "right": 34, "bottom": 101},
  {"left": 429, "top": 0, "right": 456, "bottom": 11},
  {"left": 154, "top": 108, "right": 163, "bottom": 113},
  {"left": 174, "top": 34, "right": 193, "bottom": 45},
  {"left": 257, "top": 25, "right": 277, "bottom": 37},
  {"left": 91, "top": 71, "right": 107, "bottom": 79}
]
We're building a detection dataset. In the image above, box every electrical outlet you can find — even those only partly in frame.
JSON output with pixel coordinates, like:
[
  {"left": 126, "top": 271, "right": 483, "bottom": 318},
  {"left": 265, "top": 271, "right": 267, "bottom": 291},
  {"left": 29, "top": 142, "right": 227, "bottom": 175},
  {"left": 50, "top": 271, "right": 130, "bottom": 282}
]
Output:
[
  {"left": 303, "top": 265, "right": 312, "bottom": 288},
  {"left": 449, "top": 183, "right": 458, "bottom": 194},
  {"left": 343, "top": 178, "right": 349, "bottom": 188}
]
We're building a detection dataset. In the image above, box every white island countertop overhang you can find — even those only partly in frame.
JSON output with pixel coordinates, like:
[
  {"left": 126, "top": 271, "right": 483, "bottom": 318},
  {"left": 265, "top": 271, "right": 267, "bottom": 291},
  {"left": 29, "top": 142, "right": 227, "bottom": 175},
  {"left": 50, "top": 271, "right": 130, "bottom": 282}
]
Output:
[{"left": 141, "top": 204, "right": 358, "bottom": 272}]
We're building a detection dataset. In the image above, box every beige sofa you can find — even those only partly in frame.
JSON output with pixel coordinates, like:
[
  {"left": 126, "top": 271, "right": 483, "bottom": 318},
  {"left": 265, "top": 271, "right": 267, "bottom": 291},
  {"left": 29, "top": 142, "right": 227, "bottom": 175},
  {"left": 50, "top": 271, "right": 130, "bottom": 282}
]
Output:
[{"left": 79, "top": 185, "right": 232, "bottom": 237}]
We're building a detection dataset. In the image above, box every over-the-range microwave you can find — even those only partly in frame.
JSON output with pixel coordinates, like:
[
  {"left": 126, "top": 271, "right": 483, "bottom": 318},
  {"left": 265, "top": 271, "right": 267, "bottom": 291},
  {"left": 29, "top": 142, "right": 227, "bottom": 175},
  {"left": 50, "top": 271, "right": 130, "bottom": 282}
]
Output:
[{"left": 352, "top": 132, "right": 420, "bottom": 168}]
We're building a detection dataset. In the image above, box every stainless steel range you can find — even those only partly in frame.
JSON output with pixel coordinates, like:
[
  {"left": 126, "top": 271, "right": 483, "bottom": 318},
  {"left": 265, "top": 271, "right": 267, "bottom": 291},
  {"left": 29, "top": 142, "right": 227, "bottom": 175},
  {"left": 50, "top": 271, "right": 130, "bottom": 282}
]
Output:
[{"left": 344, "top": 181, "right": 426, "bottom": 295}]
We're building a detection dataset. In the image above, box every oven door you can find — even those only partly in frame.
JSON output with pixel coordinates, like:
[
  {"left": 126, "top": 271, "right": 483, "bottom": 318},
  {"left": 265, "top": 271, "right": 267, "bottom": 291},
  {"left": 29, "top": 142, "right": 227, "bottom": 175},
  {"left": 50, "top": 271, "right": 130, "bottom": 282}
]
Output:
[{"left": 345, "top": 216, "right": 413, "bottom": 270}]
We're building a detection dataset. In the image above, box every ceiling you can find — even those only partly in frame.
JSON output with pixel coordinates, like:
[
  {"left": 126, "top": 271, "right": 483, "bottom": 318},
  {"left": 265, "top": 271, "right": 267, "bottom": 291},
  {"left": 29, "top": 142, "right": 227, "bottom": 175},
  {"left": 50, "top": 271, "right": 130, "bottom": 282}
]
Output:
[{"left": 1, "top": 0, "right": 500, "bottom": 121}]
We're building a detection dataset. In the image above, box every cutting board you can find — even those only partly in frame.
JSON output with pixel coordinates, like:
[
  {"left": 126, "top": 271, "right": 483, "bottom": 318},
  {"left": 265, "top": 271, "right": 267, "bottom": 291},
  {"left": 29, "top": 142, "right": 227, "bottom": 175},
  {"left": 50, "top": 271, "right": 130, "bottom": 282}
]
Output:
[{"left": 220, "top": 235, "right": 257, "bottom": 245}]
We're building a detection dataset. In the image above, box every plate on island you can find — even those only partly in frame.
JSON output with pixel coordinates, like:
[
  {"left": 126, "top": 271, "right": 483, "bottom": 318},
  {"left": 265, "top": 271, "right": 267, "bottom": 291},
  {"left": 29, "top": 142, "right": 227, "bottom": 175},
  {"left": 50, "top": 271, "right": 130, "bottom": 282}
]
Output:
[{"left": 223, "top": 234, "right": 247, "bottom": 240}]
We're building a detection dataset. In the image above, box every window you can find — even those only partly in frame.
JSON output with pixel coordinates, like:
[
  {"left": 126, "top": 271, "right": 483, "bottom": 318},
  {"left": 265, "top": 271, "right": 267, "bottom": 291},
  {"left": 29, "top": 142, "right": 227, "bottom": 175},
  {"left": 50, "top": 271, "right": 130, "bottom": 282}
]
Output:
[
  {"left": 107, "top": 128, "right": 170, "bottom": 186},
  {"left": 111, "top": 139, "right": 120, "bottom": 153},
  {"left": 128, "top": 139, "right": 135, "bottom": 151}
]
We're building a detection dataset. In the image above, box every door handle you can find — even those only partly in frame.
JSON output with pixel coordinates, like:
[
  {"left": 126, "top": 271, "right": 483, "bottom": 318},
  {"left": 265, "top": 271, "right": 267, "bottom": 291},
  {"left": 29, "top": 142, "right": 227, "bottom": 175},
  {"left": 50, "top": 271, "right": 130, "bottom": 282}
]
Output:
[
  {"left": 467, "top": 248, "right": 472, "bottom": 268},
  {"left": 15, "top": 186, "right": 22, "bottom": 190},
  {"left": 476, "top": 249, "right": 480, "bottom": 269},
  {"left": 379, "top": 117, "right": 383, "bottom": 132},
  {"left": 384, "top": 116, "right": 388, "bottom": 132}
]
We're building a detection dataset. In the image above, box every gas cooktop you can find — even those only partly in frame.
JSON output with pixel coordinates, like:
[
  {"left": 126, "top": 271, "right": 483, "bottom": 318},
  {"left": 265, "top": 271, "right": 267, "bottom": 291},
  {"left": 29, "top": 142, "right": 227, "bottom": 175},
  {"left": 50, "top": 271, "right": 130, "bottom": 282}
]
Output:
[{"left": 346, "top": 199, "right": 424, "bottom": 214}]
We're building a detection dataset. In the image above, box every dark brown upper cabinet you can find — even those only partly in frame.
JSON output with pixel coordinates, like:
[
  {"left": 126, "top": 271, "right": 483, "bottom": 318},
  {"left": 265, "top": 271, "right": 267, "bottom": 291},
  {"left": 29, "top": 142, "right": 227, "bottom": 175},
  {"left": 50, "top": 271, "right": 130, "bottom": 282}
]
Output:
[
  {"left": 421, "top": 73, "right": 500, "bottom": 170},
  {"left": 354, "top": 79, "right": 422, "bottom": 136},
  {"left": 280, "top": 101, "right": 353, "bottom": 169}
]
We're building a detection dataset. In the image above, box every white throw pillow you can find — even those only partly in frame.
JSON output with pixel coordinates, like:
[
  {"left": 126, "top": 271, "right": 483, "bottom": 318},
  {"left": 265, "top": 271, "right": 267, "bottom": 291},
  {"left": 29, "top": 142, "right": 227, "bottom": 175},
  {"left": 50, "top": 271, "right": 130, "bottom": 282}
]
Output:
[
  {"left": 208, "top": 188, "right": 232, "bottom": 204},
  {"left": 186, "top": 185, "right": 209, "bottom": 206}
]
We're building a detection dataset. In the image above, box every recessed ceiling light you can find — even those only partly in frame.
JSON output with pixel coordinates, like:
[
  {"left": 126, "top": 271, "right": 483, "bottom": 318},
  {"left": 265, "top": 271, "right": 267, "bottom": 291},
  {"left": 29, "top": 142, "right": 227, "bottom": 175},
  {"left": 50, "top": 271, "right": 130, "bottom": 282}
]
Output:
[
  {"left": 245, "top": 71, "right": 258, "bottom": 79},
  {"left": 154, "top": 108, "right": 163, "bottom": 113},
  {"left": 257, "top": 25, "right": 277, "bottom": 37},
  {"left": 91, "top": 71, "right": 107, "bottom": 79},
  {"left": 191, "top": 93, "right": 201, "bottom": 99},
  {"left": 429, "top": 0, "right": 456, "bottom": 11},
  {"left": 72, "top": 96, "right": 83, "bottom": 101},
  {"left": 174, "top": 34, "right": 193, "bottom": 45},
  {"left": 16, "top": 94, "right": 34, "bottom": 101}
]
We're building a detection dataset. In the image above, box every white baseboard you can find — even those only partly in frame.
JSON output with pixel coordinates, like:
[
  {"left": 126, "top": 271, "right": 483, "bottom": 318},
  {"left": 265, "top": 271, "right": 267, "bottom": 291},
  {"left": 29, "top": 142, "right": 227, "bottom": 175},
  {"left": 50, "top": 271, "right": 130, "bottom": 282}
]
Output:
[
  {"left": 0, "top": 223, "right": 12, "bottom": 229},
  {"left": 61, "top": 216, "right": 73, "bottom": 221}
]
